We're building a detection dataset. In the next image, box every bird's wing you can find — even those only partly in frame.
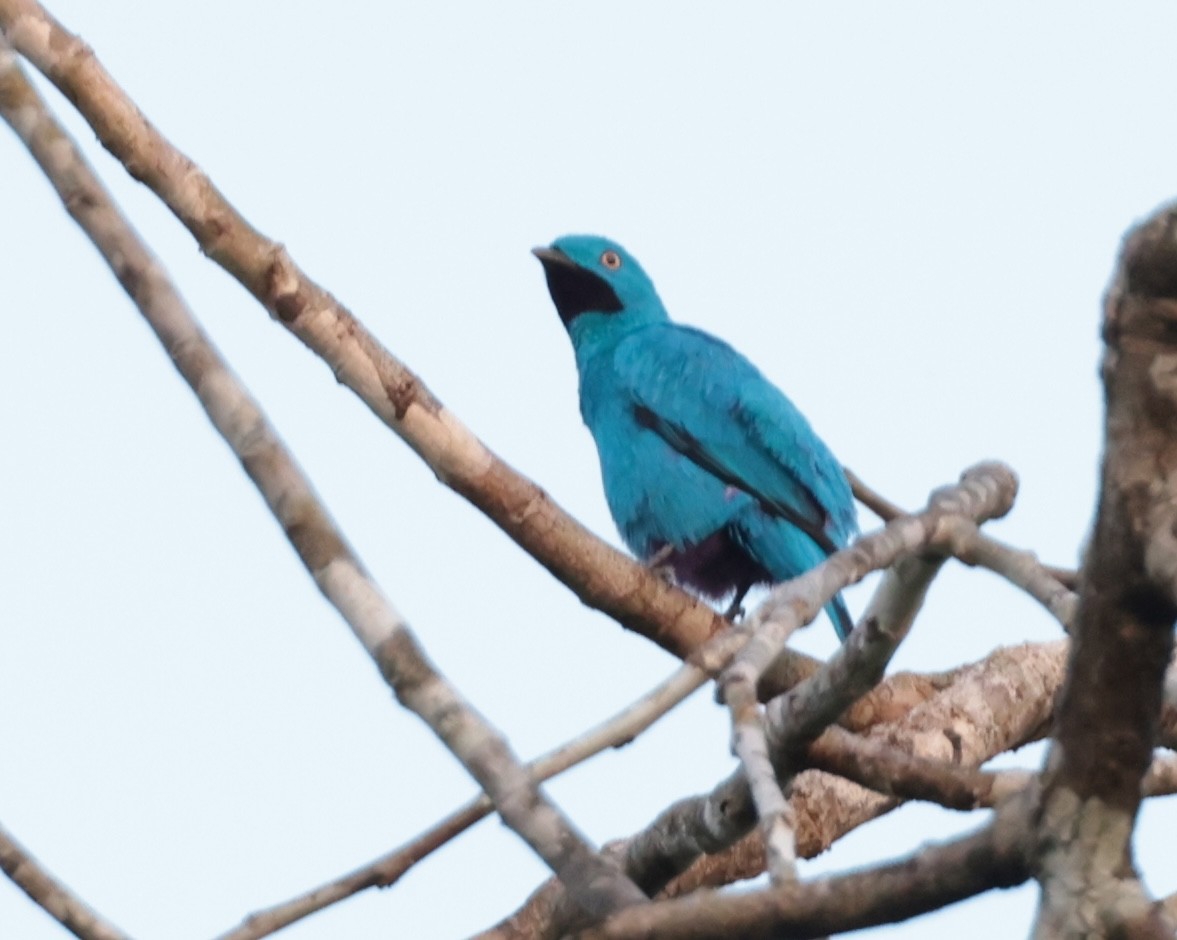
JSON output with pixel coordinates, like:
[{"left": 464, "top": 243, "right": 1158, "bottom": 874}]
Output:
[{"left": 617, "top": 325, "right": 856, "bottom": 554}]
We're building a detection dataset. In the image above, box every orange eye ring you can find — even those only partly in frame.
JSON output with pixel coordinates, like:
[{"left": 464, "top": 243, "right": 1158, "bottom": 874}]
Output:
[{"left": 601, "top": 250, "right": 622, "bottom": 270}]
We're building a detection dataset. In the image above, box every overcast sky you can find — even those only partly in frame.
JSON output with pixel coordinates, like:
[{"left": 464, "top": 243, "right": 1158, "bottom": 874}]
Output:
[{"left": 4, "top": 3, "right": 1177, "bottom": 938}]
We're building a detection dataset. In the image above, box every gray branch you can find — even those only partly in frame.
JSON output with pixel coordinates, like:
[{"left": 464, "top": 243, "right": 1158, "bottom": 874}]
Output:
[{"left": 1032, "top": 204, "right": 1177, "bottom": 938}]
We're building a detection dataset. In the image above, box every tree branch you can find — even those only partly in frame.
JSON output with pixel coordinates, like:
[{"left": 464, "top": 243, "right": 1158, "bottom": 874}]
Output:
[
  {"left": 716, "top": 463, "right": 1014, "bottom": 883},
  {"left": 809, "top": 734, "right": 1177, "bottom": 812},
  {"left": 732, "top": 461, "right": 1017, "bottom": 680},
  {"left": 705, "top": 464, "right": 1017, "bottom": 893},
  {"left": 1033, "top": 204, "right": 1177, "bottom": 939},
  {"left": 0, "top": 39, "right": 643, "bottom": 919},
  {"left": 482, "top": 638, "right": 1066, "bottom": 939},
  {"left": 722, "top": 549, "right": 949, "bottom": 885},
  {"left": 213, "top": 664, "right": 707, "bottom": 940},
  {"left": 0, "top": 821, "right": 132, "bottom": 940},
  {"left": 0, "top": 0, "right": 730, "bottom": 663},
  {"left": 576, "top": 796, "right": 1035, "bottom": 940},
  {"left": 805, "top": 725, "right": 1031, "bottom": 810},
  {"left": 848, "top": 468, "right": 1079, "bottom": 607},
  {"left": 937, "top": 516, "right": 1079, "bottom": 630}
]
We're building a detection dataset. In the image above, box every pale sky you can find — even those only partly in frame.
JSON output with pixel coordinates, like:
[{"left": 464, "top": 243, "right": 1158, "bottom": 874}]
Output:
[{"left": 3, "top": 3, "right": 1176, "bottom": 938}]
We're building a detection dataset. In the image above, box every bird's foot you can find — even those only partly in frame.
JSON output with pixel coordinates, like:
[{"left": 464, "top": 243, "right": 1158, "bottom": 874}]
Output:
[
  {"left": 645, "top": 544, "right": 678, "bottom": 585},
  {"left": 723, "top": 584, "right": 753, "bottom": 622},
  {"left": 646, "top": 544, "right": 674, "bottom": 566}
]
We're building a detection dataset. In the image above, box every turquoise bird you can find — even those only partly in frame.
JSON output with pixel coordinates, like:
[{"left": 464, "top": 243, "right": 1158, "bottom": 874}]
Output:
[{"left": 533, "top": 235, "right": 858, "bottom": 638}]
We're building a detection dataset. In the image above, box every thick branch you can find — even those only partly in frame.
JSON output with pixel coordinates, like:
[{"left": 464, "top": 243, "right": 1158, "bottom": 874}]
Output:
[
  {"left": 1034, "top": 204, "right": 1177, "bottom": 938},
  {"left": 806, "top": 725, "right": 1030, "bottom": 810},
  {"left": 811, "top": 736, "right": 1177, "bottom": 813},
  {"left": 483, "top": 639, "right": 1066, "bottom": 939},
  {"left": 718, "top": 464, "right": 1014, "bottom": 883},
  {"left": 577, "top": 799, "right": 1034, "bottom": 940},
  {"left": 651, "top": 465, "right": 1015, "bottom": 899}
]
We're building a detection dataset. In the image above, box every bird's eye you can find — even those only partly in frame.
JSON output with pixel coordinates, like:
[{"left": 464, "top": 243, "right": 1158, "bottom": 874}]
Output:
[{"left": 601, "top": 250, "right": 622, "bottom": 270}]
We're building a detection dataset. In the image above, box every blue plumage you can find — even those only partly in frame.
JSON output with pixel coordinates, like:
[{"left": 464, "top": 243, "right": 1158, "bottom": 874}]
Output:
[{"left": 534, "top": 235, "right": 857, "bottom": 639}]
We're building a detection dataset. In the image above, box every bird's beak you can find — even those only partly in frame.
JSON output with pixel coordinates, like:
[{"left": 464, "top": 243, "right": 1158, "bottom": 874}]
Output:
[{"left": 531, "top": 246, "right": 577, "bottom": 268}]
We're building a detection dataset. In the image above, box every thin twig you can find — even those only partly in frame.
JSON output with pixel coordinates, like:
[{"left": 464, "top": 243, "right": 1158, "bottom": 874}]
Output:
[
  {"left": 849, "top": 469, "right": 1079, "bottom": 600},
  {"left": 0, "top": 821, "right": 132, "bottom": 940},
  {"left": 845, "top": 468, "right": 906, "bottom": 521},
  {"left": 724, "top": 674, "right": 797, "bottom": 884},
  {"left": 651, "top": 642, "right": 1066, "bottom": 908},
  {"left": 937, "top": 516, "right": 1078, "bottom": 630},
  {"left": 215, "top": 665, "right": 707, "bottom": 940},
  {"left": 766, "top": 554, "right": 944, "bottom": 748},
  {"left": 722, "top": 547, "right": 950, "bottom": 885},
  {"left": 700, "top": 466, "right": 1019, "bottom": 898},
  {"left": 716, "top": 465, "right": 1017, "bottom": 861},
  {"left": 712, "top": 462, "right": 1016, "bottom": 869}
]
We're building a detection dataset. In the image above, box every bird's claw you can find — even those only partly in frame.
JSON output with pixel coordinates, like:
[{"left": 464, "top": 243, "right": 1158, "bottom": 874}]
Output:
[
  {"left": 723, "top": 598, "right": 745, "bottom": 621},
  {"left": 645, "top": 544, "right": 678, "bottom": 585}
]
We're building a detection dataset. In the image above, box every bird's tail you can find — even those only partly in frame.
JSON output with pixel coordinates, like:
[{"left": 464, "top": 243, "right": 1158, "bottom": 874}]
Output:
[{"left": 827, "top": 593, "right": 854, "bottom": 641}]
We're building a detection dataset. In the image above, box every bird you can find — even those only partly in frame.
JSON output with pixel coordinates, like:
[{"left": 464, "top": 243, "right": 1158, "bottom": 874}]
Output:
[{"left": 533, "top": 234, "right": 858, "bottom": 639}]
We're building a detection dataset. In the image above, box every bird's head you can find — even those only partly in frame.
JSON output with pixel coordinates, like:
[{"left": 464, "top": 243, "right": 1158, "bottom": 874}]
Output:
[{"left": 532, "top": 235, "right": 668, "bottom": 342}]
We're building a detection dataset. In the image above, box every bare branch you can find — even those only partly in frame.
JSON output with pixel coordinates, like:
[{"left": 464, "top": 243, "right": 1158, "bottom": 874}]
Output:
[
  {"left": 845, "top": 467, "right": 907, "bottom": 522},
  {"left": 810, "top": 739, "right": 1177, "bottom": 812},
  {"left": 848, "top": 468, "right": 1078, "bottom": 624},
  {"left": 806, "top": 725, "right": 1032, "bottom": 810},
  {"left": 735, "top": 461, "right": 1017, "bottom": 681},
  {"left": 1142, "top": 751, "right": 1177, "bottom": 797},
  {"left": 695, "top": 465, "right": 1008, "bottom": 892},
  {"left": 758, "top": 655, "right": 961, "bottom": 728},
  {"left": 483, "top": 639, "right": 1067, "bottom": 939},
  {"left": 645, "top": 642, "right": 1063, "bottom": 909},
  {"left": 708, "top": 464, "right": 1017, "bottom": 895},
  {"left": 720, "top": 546, "right": 951, "bottom": 885},
  {"left": 0, "top": 40, "right": 642, "bottom": 918},
  {"left": 764, "top": 554, "right": 944, "bottom": 745},
  {"left": 215, "top": 664, "right": 707, "bottom": 940},
  {"left": 0, "top": 0, "right": 730, "bottom": 662},
  {"left": 1033, "top": 205, "right": 1177, "bottom": 939},
  {"left": 576, "top": 797, "right": 1035, "bottom": 940},
  {"left": 939, "top": 516, "right": 1078, "bottom": 630},
  {"left": 0, "top": 821, "right": 132, "bottom": 940},
  {"left": 1161, "top": 890, "right": 1177, "bottom": 930},
  {"left": 712, "top": 463, "right": 1015, "bottom": 881},
  {"left": 725, "top": 679, "right": 798, "bottom": 883}
]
